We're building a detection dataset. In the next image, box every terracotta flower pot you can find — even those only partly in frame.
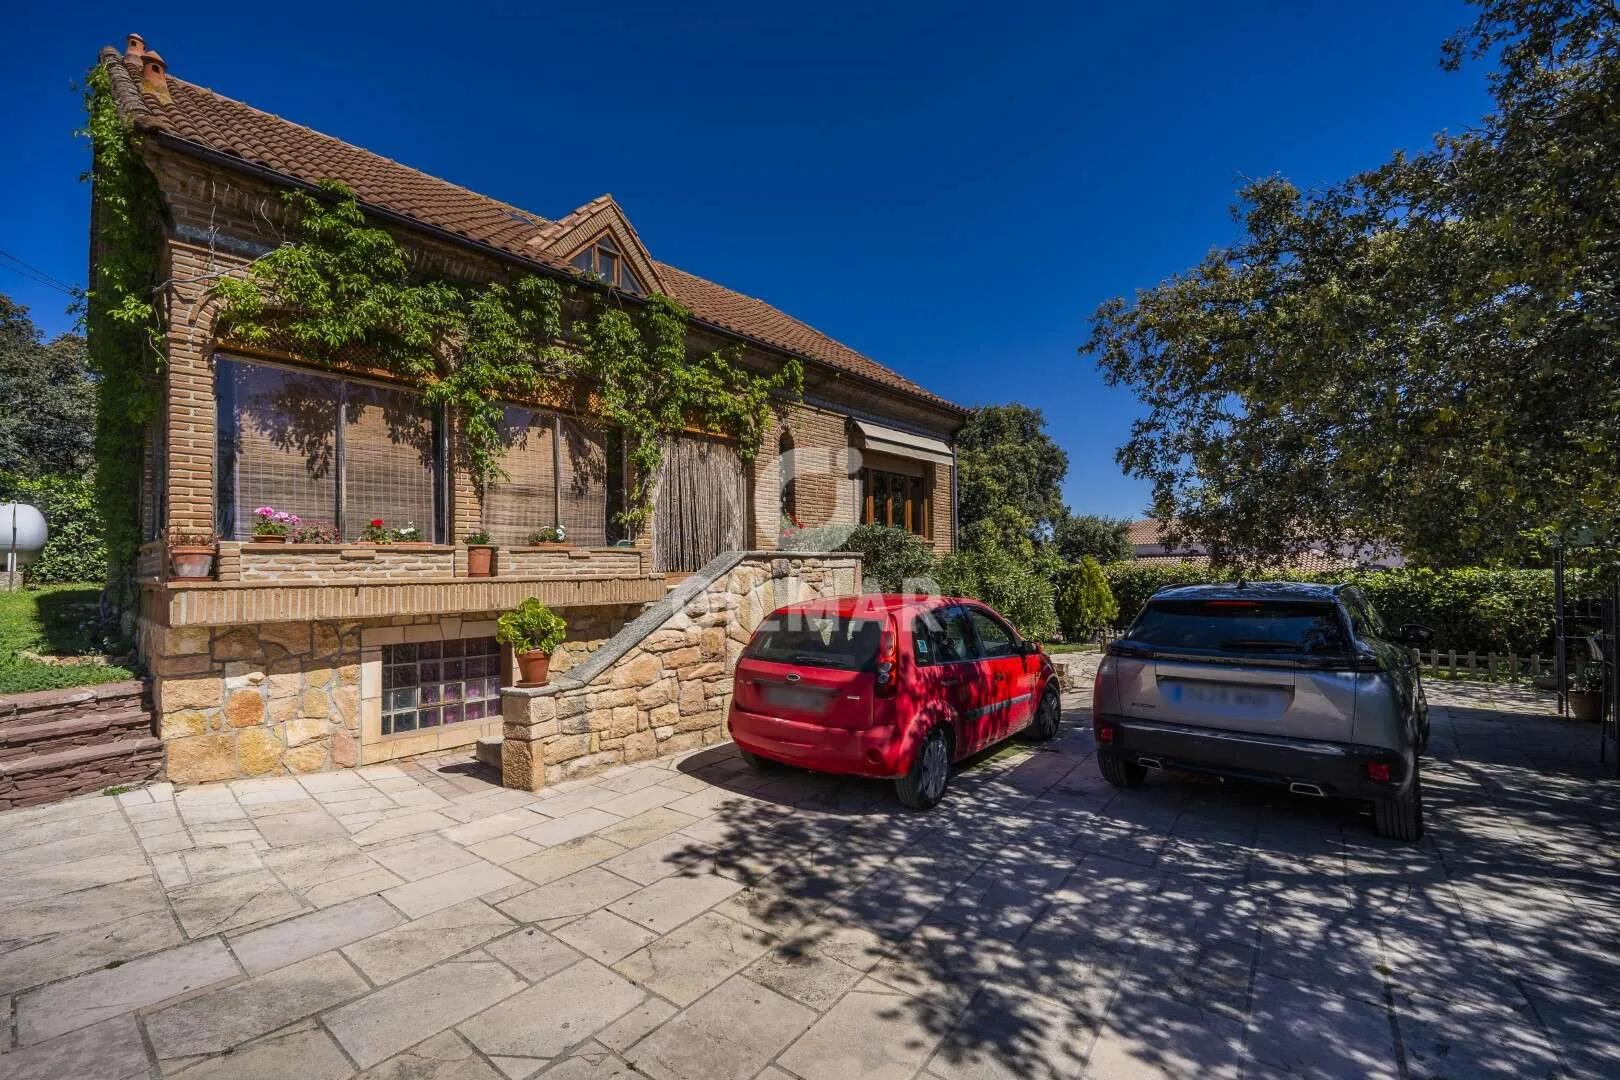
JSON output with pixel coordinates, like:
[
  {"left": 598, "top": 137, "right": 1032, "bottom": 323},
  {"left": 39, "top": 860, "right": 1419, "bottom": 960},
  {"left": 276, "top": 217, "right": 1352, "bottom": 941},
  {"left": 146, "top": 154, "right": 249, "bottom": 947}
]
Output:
[
  {"left": 169, "top": 546, "right": 215, "bottom": 580},
  {"left": 516, "top": 649, "right": 552, "bottom": 687},
  {"left": 1569, "top": 690, "right": 1604, "bottom": 722},
  {"left": 467, "top": 545, "right": 495, "bottom": 577},
  {"left": 253, "top": 533, "right": 287, "bottom": 543}
]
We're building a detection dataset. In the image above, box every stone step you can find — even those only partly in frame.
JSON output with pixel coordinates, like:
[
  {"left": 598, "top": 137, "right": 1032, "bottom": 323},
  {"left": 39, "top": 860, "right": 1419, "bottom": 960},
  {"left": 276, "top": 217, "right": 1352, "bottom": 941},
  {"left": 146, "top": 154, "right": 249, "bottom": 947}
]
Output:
[
  {"left": 475, "top": 735, "right": 503, "bottom": 769},
  {"left": 0, "top": 706, "right": 156, "bottom": 757},
  {"left": 0, "top": 735, "right": 165, "bottom": 810},
  {"left": 0, "top": 680, "right": 149, "bottom": 725}
]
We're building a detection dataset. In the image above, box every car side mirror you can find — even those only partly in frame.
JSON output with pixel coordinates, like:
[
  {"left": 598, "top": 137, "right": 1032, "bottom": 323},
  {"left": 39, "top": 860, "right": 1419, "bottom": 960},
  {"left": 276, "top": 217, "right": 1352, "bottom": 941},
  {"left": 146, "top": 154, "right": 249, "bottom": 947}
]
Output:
[
  {"left": 1018, "top": 639, "right": 1041, "bottom": 656},
  {"left": 1398, "top": 623, "right": 1434, "bottom": 646}
]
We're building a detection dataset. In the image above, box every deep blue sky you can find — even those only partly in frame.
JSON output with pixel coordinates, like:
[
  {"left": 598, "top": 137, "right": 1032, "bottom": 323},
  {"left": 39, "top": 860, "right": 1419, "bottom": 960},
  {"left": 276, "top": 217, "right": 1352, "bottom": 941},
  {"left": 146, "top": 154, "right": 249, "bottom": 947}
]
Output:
[{"left": 3, "top": 1, "right": 1490, "bottom": 518}]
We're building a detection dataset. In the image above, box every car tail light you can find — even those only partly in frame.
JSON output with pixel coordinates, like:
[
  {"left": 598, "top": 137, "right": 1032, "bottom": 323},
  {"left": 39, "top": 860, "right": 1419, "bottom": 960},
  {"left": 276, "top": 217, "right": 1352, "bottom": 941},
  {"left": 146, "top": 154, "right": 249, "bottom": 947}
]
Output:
[
  {"left": 1094, "top": 718, "right": 1116, "bottom": 744},
  {"left": 1365, "top": 762, "right": 1392, "bottom": 783},
  {"left": 875, "top": 617, "right": 899, "bottom": 697}
]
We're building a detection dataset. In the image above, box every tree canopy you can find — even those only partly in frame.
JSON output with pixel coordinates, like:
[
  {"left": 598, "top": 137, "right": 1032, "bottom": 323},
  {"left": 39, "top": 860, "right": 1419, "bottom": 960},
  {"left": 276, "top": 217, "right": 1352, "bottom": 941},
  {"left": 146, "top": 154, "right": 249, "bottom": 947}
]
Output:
[
  {"left": 1052, "top": 512, "right": 1133, "bottom": 565},
  {"left": 0, "top": 294, "right": 96, "bottom": 479},
  {"left": 954, "top": 404, "right": 1070, "bottom": 554},
  {"left": 1085, "top": 0, "right": 1620, "bottom": 567}
]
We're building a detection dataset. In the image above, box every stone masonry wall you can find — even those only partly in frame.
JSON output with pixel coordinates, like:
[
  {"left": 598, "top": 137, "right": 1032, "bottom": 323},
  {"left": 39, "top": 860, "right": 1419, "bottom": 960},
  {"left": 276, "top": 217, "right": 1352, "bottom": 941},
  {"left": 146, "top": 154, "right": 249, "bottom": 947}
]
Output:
[
  {"left": 501, "top": 552, "right": 862, "bottom": 790},
  {"left": 148, "top": 604, "right": 636, "bottom": 784}
]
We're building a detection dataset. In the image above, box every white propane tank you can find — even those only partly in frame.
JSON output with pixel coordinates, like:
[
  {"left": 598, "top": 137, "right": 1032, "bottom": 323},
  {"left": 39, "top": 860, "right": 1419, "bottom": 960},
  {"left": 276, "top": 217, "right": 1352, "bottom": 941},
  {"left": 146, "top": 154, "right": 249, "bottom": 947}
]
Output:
[{"left": 1, "top": 503, "right": 49, "bottom": 581}]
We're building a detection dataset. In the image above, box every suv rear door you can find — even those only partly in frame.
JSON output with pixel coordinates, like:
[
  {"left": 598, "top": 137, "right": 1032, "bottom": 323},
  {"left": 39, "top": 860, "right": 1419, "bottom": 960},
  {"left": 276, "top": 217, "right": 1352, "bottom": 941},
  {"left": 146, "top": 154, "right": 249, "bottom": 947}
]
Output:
[{"left": 1119, "top": 597, "right": 1357, "bottom": 742}]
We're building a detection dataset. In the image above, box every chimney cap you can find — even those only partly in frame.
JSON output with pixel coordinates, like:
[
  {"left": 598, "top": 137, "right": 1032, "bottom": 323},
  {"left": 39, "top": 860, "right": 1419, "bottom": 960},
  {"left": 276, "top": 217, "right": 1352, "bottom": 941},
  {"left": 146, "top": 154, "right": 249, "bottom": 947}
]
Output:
[
  {"left": 142, "top": 50, "right": 167, "bottom": 69},
  {"left": 126, "top": 32, "right": 146, "bottom": 56}
]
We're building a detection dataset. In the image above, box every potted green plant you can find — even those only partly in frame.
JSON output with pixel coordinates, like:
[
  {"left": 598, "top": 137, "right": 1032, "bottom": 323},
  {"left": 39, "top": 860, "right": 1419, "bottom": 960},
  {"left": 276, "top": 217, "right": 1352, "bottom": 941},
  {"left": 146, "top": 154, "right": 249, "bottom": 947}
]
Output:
[
  {"left": 392, "top": 521, "right": 427, "bottom": 546},
  {"left": 497, "top": 598, "right": 568, "bottom": 686},
  {"left": 252, "top": 506, "right": 299, "bottom": 542},
  {"left": 525, "top": 525, "right": 567, "bottom": 549},
  {"left": 358, "top": 518, "right": 393, "bottom": 544},
  {"left": 1569, "top": 665, "right": 1607, "bottom": 722},
  {"left": 464, "top": 529, "right": 496, "bottom": 577},
  {"left": 167, "top": 529, "right": 217, "bottom": 580}
]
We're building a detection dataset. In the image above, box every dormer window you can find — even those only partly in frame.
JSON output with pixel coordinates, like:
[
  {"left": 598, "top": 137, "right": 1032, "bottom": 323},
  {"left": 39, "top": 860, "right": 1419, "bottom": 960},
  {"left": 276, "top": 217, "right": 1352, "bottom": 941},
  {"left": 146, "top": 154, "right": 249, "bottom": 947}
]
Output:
[{"left": 571, "top": 237, "right": 644, "bottom": 295}]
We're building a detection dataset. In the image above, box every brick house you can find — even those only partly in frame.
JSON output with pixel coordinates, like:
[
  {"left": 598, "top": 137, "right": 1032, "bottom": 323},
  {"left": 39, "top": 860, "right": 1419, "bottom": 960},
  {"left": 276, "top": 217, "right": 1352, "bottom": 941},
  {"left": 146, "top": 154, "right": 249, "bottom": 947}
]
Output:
[{"left": 94, "top": 36, "right": 965, "bottom": 786}]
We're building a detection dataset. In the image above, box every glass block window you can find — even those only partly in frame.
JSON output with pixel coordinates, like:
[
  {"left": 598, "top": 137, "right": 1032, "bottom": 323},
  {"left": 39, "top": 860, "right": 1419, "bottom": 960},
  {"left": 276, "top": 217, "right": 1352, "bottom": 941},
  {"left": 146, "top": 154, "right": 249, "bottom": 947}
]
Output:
[{"left": 380, "top": 636, "right": 503, "bottom": 735}]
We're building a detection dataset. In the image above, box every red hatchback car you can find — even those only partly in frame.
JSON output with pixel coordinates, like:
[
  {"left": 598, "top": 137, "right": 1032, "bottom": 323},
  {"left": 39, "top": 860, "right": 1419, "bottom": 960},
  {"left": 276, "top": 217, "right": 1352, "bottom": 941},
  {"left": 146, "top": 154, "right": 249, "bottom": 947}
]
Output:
[{"left": 727, "top": 595, "right": 1062, "bottom": 808}]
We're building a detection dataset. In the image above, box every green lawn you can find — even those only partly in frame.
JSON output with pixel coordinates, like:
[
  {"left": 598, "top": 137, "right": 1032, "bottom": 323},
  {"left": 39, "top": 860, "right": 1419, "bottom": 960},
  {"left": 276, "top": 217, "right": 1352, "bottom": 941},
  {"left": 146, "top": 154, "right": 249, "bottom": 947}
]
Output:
[
  {"left": 1044, "top": 642, "right": 1100, "bottom": 654},
  {"left": 0, "top": 584, "right": 136, "bottom": 695}
]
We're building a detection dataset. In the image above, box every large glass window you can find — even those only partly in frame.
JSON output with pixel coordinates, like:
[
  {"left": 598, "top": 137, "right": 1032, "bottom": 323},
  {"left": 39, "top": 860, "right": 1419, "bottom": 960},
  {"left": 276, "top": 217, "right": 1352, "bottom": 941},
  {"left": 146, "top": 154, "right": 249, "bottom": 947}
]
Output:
[
  {"left": 381, "top": 636, "right": 503, "bottom": 735},
  {"left": 860, "top": 466, "right": 931, "bottom": 538},
  {"left": 215, "top": 357, "right": 442, "bottom": 541},
  {"left": 483, "top": 407, "right": 614, "bottom": 547}
]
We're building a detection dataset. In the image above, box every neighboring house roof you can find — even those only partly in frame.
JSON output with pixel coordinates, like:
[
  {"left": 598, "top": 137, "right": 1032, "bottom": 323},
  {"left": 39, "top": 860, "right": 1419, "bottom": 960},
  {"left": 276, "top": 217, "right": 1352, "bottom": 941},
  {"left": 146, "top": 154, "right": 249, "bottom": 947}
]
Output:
[
  {"left": 99, "top": 46, "right": 964, "bottom": 415},
  {"left": 1124, "top": 519, "right": 1398, "bottom": 572}
]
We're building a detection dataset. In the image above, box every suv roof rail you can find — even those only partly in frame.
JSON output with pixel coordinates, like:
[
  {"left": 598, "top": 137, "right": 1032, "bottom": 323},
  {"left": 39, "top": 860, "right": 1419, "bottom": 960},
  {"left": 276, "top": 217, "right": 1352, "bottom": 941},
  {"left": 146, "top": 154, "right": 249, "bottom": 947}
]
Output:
[{"left": 1150, "top": 582, "right": 1199, "bottom": 594}]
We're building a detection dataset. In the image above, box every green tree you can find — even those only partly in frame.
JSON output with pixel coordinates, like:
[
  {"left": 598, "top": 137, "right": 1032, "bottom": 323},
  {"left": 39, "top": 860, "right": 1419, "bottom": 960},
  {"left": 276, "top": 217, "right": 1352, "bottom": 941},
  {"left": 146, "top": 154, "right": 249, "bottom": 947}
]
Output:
[
  {"left": 1052, "top": 512, "right": 1133, "bottom": 564},
  {"left": 936, "top": 547, "right": 1058, "bottom": 641},
  {"left": 955, "top": 404, "right": 1069, "bottom": 554},
  {"left": 1084, "top": 0, "right": 1620, "bottom": 567},
  {"left": 1055, "top": 556, "right": 1119, "bottom": 641},
  {"left": 0, "top": 295, "right": 96, "bottom": 478}
]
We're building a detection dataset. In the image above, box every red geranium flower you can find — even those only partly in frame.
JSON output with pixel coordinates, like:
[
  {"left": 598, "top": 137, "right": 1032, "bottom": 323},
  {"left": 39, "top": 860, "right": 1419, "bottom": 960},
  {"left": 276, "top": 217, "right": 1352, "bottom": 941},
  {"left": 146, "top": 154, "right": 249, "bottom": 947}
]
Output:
[{"left": 370, "top": 519, "right": 384, "bottom": 527}]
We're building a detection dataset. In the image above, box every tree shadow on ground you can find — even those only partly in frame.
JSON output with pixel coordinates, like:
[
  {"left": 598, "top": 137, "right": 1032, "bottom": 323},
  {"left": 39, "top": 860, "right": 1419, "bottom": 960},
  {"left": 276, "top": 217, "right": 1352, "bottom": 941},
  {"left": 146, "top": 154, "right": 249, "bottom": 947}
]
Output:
[{"left": 654, "top": 694, "right": 1620, "bottom": 1078}]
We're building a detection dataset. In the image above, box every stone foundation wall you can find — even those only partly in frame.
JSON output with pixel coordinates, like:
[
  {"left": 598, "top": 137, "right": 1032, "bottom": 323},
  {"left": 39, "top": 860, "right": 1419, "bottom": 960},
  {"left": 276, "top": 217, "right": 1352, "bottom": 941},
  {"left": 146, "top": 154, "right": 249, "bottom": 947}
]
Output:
[
  {"left": 502, "top": 552, "right": 862, "bottom": 790},
  {"left": 147, "top": 603, "right": 637, "bottom": 784}
]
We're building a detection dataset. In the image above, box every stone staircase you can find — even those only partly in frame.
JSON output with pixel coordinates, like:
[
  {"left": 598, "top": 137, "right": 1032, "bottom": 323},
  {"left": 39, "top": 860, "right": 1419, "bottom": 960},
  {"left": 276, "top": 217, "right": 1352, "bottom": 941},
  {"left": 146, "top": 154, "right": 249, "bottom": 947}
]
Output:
[{"left": 0, "top": 680, "right": 163, "bottom": 810}]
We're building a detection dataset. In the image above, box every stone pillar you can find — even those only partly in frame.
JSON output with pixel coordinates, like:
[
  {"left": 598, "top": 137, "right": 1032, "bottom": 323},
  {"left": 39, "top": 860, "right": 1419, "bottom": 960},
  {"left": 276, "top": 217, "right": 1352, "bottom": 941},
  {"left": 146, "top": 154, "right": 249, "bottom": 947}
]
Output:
[{"left": 501, "top": 686, "right": 559, "bottom": 792}]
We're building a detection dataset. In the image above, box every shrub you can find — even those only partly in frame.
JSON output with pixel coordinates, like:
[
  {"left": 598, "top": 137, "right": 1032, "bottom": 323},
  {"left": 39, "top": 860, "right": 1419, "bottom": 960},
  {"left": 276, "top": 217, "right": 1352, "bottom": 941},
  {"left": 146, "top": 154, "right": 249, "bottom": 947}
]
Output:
[
  {"left": 837, "top": 525, "right": 937, "bottom": 593},
  {"left": 0, "top": 472, "right": 108, "bottom": 585},
  {"left": 1102, "top": 560, "right": 1601, "bottom": 655},
  {"left": 936, "top": 547, "right": 1058, "bottom": 641},
  {"left": 1055, "top": 556, "right": 1118, "bottom": 640},
  {"left": 496, "top": 598, "right": 568, "bottom": 655},
  {"left": 463, "top": 529, "right": 493, "bottom": 546}
]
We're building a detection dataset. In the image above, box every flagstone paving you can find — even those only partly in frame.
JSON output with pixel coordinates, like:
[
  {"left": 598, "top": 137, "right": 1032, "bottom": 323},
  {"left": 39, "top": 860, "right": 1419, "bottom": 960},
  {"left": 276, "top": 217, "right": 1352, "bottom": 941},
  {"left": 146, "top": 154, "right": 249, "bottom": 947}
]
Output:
[{"left": 0, "top": 682, "right": 1617, "bottom": 1078}]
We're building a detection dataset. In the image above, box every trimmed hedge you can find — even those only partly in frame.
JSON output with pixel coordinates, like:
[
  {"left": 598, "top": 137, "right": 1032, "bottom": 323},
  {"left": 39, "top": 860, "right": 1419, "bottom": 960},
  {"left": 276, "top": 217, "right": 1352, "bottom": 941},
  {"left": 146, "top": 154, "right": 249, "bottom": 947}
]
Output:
[{"left": 1104, "top": 561, "right": 1602, "bottom": 655}]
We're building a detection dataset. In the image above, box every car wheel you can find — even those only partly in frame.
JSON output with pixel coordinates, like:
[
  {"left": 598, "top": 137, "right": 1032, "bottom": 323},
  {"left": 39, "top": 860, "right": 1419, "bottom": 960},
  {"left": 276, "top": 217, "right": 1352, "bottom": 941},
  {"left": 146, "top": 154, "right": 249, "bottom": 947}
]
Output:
[
  {"left": 1024, "top": 683, "right": 1062, "bottom": 742},
  {"left": 1373, "top": 767, "right": 1424, "bottom": 842},
  {"left": 738, "top": 749, "right": 778, "bottom": 772},
  {"left": 896, "top": 727, "right": 950, "bottom": 810},
  {"left": 1097, "top": 748, "right": 1147, "bottom": 788}
]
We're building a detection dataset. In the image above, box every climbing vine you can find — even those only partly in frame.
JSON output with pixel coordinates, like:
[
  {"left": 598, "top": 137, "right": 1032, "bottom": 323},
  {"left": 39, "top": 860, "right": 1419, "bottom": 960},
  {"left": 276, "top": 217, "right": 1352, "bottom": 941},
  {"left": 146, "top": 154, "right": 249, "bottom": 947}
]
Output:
[
  {"left": 80, "top": 65, "right": 167, "bottom": 601},
  {"left": 213, "top": 181, "right": 801, "bottom": 526}
]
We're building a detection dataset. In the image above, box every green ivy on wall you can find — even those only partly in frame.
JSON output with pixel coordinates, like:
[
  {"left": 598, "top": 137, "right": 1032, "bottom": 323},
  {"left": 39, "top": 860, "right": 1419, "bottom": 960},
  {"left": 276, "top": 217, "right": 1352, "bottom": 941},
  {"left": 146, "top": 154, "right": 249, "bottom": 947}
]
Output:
[
  {"left": 213, "top": 181, "right": 802, "bottom": 526},
  {"left": 81, "top": 66, "right": 166, "bottom": 606}
]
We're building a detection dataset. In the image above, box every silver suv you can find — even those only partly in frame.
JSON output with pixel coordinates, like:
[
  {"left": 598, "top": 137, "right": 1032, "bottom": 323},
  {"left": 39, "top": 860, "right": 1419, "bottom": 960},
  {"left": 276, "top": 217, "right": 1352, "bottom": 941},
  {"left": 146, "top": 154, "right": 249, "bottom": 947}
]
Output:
[{"left": 1092, "top": 582, "right": 1432, "bottom": 840}]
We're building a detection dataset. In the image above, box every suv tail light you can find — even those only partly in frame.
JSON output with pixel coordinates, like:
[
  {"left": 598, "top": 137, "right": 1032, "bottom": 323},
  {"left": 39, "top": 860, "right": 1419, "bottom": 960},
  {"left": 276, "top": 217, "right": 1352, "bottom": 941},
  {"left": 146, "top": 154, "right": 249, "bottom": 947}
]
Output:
[
  {"left": 1094, "top": 718, "right": 1116, "bottom": 744},
  {"left": 1364, "top": 762, "right": 1392, "bottom": 783},
  {"left": 875, "top": 617, "right": 899, "bottom": 697}
]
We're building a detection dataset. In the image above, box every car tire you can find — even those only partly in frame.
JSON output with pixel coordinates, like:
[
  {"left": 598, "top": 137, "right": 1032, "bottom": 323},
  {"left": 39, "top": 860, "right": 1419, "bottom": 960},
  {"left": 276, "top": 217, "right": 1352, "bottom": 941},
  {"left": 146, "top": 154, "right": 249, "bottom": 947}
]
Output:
[
  {"left": 738, "top": 749, "right": 778, "bottom": 772},
  {"left": 1024, "top": 683, "right": 1062, "bottom": 742},
  {"left": 896, "top": 727, "right": 950, "bottom": 810},
  {"left": 1373, "top": 767, "right": 1424, "bottom": 842},
  {"left": 1097, "top": 748, "right": 1147, "bottom": 789}
]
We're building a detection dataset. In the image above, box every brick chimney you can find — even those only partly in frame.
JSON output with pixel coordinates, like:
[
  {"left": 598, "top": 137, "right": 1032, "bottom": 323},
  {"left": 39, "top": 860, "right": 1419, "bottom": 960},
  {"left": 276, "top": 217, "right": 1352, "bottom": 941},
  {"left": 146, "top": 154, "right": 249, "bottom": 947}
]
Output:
[
  {"left": 140, "top": 49, "right": 171, "bottom": 104},
  {"left": 125, "top": 32, "right": 145, "bottom": 59}
]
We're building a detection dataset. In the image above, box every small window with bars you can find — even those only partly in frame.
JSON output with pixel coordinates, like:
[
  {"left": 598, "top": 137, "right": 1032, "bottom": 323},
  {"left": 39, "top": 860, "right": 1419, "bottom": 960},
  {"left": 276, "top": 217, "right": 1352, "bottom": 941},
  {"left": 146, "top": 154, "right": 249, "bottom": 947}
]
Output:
[{"left": 380, "top": 636, "right": 503, "bottom": 735}]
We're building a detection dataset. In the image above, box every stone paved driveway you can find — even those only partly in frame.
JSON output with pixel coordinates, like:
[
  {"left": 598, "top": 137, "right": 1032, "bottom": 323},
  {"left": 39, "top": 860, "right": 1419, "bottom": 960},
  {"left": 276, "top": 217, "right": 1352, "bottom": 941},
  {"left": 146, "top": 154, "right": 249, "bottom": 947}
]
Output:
[{"left": 2, "top": 683, "right": 1618, "bottom": 1079}]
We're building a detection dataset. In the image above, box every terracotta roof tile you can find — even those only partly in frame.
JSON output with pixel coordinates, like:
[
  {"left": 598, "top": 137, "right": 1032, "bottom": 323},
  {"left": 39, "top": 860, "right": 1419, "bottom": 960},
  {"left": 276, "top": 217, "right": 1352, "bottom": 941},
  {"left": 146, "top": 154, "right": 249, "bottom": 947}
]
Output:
[{"left": 102, "top": 48, "right": 962, "bottom": 414}]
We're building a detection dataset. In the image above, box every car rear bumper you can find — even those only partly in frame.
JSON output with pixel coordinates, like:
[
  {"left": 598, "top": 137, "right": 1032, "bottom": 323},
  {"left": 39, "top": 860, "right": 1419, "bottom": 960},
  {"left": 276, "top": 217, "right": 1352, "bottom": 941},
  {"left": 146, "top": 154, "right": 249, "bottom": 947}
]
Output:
[
  {"left": 728, "top": 705, "right": 912, "bottom": 778},
  {"left": 1095, "top": 714, "right": 1410, "bottom": 799}
]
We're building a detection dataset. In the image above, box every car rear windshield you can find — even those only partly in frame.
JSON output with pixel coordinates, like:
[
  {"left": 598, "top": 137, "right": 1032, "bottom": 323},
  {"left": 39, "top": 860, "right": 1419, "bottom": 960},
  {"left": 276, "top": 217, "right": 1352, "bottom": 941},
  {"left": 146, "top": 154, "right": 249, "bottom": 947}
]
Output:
[
  {"left": 745, "top": 614, "right": 882, "bottom": 671},
  {"left": 1127, "top": 599, "right": 1349, "bottom": 656}
]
